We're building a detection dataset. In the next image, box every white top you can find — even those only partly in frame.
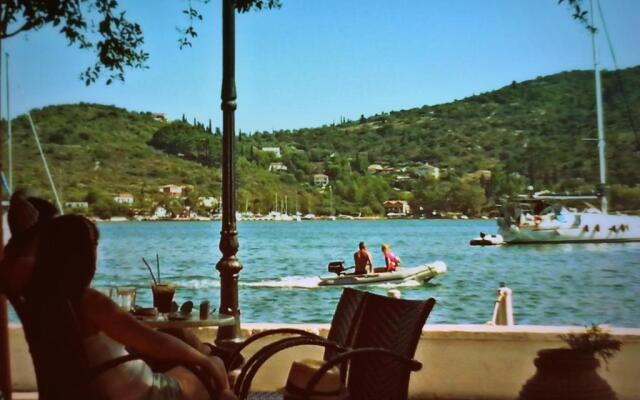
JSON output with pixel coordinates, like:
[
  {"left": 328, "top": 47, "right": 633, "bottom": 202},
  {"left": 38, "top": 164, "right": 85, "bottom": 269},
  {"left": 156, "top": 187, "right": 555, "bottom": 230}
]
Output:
[{"left": 84, "top": 331, "right": 153, "bottom": 400}]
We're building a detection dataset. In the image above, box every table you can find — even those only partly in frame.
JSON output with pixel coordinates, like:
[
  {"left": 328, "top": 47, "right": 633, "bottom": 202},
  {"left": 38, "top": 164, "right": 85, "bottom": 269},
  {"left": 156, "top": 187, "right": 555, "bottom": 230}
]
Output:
[{"left": 136, "top": 313, "right": 236, "bottom": 329}]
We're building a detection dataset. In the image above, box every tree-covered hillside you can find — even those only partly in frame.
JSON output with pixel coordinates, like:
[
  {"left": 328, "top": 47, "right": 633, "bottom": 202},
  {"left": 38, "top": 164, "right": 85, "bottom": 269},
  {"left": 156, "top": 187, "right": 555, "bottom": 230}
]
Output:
[{"left": 6, "top": 67, "right": 640, "bottom": 217}]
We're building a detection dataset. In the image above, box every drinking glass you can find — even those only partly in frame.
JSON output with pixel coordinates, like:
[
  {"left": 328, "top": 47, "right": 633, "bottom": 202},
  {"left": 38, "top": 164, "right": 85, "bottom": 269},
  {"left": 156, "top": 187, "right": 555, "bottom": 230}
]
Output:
[
  {"left": 116, "top": 287, "right": 137, "bottom": 312},
  {"left": 151, "top": 283, "right": 176, "bottom": 316},
  {"left": 95, "top": 287, "right": 114, "bottom": 299}
]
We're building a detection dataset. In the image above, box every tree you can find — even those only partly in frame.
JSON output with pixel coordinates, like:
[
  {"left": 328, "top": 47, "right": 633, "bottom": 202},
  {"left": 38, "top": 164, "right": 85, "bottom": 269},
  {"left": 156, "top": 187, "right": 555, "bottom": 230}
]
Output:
[
  {"left": 0, "top": 0, "right": 281, "bottom": 85},
  {"left": 1, "top": 0, "right": 147, "bottom": 85},
  {"left": 558, "top": 0, "right": 596, "bottom": 33}
]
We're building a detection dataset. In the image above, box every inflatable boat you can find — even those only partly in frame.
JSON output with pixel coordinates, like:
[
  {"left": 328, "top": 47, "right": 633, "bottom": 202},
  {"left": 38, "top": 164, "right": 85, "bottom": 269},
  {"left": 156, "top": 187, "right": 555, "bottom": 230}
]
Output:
[{"left": 318, "top": 260, "right": 447, "bottom": 286}]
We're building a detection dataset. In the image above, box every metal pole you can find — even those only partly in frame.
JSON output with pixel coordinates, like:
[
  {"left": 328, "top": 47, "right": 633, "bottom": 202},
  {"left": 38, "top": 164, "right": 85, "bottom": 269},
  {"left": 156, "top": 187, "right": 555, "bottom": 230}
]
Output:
[
  {"left": 590, "top": 0, "right": 607, "bottom": 214},
  {"left": 0, "top": 39, "right": 13, "bottom": 400},
  {"left": 215, "top": 0, "right": 243, "bottom": 348},
  {"left": 5, "top": 52, "right": 11, "bottom": 192},
  {"left": 26, "top": 113, "right": 64, "bottom": 214}
]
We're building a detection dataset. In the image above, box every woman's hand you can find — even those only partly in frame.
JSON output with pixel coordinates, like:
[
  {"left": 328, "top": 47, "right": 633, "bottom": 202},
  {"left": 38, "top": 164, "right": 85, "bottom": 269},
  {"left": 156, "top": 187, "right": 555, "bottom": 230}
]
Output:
[{"left": 200, "top": 355, "right": 233, "bottom": 395}]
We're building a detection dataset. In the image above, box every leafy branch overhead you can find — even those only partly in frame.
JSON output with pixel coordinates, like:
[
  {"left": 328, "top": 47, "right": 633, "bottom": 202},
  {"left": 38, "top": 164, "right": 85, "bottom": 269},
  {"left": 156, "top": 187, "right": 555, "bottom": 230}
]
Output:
[
  {"left": 558, "top": 0, "right": 597, "bottom": 33},
  {"left": 178, "top": 0, "right": 281, "bottom": 49},
  {"left": 1, "top": 0, "right": 281, "bottom": 85}
]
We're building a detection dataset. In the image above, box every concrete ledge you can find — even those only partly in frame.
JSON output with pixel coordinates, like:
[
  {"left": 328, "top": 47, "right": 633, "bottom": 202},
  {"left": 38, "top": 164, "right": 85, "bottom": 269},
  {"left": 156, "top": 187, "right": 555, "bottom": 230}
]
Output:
[{"left": 9, "top": 323, "right": 640, "bottom": 399}]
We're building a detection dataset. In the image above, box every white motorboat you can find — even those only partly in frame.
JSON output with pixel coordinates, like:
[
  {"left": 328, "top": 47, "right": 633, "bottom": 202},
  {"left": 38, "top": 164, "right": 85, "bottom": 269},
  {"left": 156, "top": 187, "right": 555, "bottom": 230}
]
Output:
[
  {"left": 318, "top": 260, "right": 447, "bottom": 286},
  {"left": 498, "top": 197, "right": 640, "bottom": 243},
  {"left": 496, "top": 8, "right": 640, "bottom": 244}
]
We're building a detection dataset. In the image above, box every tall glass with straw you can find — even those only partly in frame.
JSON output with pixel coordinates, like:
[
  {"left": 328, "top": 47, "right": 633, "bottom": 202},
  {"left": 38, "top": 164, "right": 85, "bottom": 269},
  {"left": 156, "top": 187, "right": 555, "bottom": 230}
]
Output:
[{"left": 143, "top": 254, "right": 175, "bottom": 318}]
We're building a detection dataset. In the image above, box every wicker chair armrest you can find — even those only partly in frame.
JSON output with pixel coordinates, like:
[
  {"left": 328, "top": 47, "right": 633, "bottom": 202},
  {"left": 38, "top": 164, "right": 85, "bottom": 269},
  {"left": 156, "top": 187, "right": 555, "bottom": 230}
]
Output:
[
  {"left": 227, "top": 328, "right": 322, "bottom": 369},
  {"left": 91, "top": 354, "right": 217, "bottom": 400},
  {"left": 300, "top": 347, "right": 422, "bottom": 400},
  {"left": 236, "top": 337, "right": 345, "bottom": 400}
]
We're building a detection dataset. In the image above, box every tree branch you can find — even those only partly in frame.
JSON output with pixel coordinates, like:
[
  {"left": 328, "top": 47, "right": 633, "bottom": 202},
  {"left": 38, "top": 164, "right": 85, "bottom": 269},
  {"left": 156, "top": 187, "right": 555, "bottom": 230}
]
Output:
[{"left": 1, "top": 21, "right": 36, "bottom": 39}]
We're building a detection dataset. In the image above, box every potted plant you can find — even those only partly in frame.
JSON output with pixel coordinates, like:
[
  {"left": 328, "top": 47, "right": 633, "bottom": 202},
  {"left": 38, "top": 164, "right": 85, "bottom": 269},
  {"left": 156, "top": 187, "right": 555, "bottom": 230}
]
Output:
[{"left": 519, "top": 324, "right": 622, "bottom": 400}]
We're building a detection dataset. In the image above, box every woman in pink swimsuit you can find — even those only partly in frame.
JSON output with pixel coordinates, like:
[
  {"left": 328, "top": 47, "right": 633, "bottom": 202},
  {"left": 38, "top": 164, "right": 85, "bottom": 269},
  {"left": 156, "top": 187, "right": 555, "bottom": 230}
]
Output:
[{"left": 381, "top": 244, "right": 400, "bottom": 272}]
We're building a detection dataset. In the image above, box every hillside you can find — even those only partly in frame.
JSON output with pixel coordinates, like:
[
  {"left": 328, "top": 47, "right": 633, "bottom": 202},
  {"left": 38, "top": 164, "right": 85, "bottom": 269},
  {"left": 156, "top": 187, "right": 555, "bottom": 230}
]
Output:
[{"left": 5, "top": 67, "right": 640, "bottom": 217}]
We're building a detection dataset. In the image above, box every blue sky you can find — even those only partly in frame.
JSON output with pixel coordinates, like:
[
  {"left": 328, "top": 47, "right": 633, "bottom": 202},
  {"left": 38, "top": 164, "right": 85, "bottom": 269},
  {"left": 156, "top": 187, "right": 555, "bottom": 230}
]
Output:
[{"left": 3, "top": 0, "right": 640, "bottom": 132}]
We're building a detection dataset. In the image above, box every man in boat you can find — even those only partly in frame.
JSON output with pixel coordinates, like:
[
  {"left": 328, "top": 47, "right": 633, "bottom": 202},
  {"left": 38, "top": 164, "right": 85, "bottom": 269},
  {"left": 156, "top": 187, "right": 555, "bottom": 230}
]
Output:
[{"left": 353, "top": 241, "right": 374, "bottom": 275}]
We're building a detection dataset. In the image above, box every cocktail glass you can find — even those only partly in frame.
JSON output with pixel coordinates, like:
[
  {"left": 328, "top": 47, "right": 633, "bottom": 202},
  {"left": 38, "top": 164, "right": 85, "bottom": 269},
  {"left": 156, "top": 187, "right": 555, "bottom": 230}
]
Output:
[{"left": 151, "top": 283, "right": 176, "bottom": 316}]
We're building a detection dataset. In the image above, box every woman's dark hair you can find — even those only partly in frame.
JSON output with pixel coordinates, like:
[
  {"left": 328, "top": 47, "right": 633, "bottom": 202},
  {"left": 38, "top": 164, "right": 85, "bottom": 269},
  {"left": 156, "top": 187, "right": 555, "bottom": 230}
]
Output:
[
  {"left": 27, "top": 196, "right": 59, "bottom": 222},
  {"left": 31, "top": 215, "right": 99, "bottom": 301},
  {"left": 7, "top": 196, "right": 59, "bottom": 253}
]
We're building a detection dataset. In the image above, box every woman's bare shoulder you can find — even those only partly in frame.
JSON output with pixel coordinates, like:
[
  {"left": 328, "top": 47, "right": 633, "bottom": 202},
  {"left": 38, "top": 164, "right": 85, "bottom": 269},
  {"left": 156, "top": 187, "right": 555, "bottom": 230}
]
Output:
[{"left": 83, "top": 288, "right": 119, "bottom": 316}]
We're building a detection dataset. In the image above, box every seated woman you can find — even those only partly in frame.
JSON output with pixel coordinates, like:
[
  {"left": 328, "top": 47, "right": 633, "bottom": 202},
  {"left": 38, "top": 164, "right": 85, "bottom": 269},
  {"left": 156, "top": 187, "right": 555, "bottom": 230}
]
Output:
[
  {"left": 26, "top": 214, "right": 237, "bottom": 400},
  {"left": 380, "top": 244, "right": 400, "bottom": 272}
]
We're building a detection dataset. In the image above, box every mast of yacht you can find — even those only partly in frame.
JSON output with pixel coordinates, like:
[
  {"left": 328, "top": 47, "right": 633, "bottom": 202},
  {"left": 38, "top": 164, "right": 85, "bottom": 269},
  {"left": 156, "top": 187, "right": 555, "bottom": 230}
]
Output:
[
  {"left": 5, "top": 52, "right": 11, "bottom": 192},
  {"left": 590, "top": 0, "right": 608, "bottom": 214}
]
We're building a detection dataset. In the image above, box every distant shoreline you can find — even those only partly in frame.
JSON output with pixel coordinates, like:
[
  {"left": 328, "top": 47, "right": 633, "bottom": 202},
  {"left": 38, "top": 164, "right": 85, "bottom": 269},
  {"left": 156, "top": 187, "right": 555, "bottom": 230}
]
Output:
[{"left": 93, "top": 216, "right": 496, "bottom": 223}]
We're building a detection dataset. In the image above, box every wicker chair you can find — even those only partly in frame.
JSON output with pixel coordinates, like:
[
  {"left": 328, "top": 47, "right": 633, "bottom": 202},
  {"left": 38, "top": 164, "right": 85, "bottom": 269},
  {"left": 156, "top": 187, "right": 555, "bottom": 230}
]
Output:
[
  {"left": 236, "top": 292, "right": 436, "bottom": 400},
  {"left": 230, "top": 287, "right": 367, "bottom": 393}
]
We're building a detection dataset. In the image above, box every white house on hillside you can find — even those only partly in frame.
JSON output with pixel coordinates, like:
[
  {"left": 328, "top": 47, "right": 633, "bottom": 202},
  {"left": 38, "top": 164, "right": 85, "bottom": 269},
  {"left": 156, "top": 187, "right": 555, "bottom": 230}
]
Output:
[
  {"left": 383, "top": 200, "right": 411, "bottom": 216},
  {"left": 261, "top": 147, "right": 282, "bottom": 158},
  {"left": 313, "top": 173, "right": 329, "bottom": 188},
  {"left": 66, "top": 201, "right": 89, "bottom": 210},
  {"left": 198, "top": 196, "right": 218, "bottom": 209},
  {"left": 159, "top": 184, "right": 183, "bottom": 198},
  {"left": 151, "top": 113, "right": 167, "bottom": 122},
  {"left": 268, "top": 162, "right": 288, "bottom": 172},
  {"left": 414, "top": 163, "right": 440, "bottom": 180},
  {"left": 113, "top": 193, "right": 134, "bottom": 205}
]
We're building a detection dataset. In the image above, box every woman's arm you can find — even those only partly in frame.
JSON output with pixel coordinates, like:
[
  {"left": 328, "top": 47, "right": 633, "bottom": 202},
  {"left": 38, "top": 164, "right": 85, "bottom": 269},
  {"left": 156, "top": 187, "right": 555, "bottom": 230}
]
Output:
[{"left": 83, "top": 289, "right": 229, "bottom": 392}]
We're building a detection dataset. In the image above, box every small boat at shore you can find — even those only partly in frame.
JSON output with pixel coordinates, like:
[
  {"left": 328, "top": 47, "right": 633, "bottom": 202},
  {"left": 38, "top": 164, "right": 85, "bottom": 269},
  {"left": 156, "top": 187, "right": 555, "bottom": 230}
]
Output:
[
  {"left": 318, "top": 260, "right": 447, "bottom": 286},
  {"left": 470, "top": 233, "right": 504, "bottom": 246}
]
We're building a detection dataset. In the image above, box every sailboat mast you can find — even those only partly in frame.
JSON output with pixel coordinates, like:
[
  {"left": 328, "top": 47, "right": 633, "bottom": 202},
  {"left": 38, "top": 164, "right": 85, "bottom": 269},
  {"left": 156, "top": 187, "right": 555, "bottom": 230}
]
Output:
[
  {"left": 5, "top": 52, "right": 11, "bottom": 192},
  {"left": 590, "top": 0, "right": 608, "bottom": 214}
]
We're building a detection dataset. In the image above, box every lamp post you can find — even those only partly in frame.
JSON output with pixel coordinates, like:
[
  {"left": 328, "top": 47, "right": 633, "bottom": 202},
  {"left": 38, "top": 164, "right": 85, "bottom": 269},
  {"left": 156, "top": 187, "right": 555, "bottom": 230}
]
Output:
[
  {"left": 215, "top": 0, "right": 243, "bottom": 348},
  {"left": 0, "top": 40, "right": 12, "bottom": 400}
]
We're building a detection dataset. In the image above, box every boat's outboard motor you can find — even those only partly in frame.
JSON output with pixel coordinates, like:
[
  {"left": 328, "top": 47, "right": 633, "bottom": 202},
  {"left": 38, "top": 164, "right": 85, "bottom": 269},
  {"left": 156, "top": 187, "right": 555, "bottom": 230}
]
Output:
[{"left": 327, "top": 260, "right": 346, "bottom": 275}]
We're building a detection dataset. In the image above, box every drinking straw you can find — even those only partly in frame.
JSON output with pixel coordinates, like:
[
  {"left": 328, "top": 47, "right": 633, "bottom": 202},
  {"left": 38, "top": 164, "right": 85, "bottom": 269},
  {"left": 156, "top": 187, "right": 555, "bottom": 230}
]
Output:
[
  {"left": 156, "top": 253, "right": 161, "bottom": 284},
  {"left": 142, "top": 257, "right": 158, "bottom": 286}
]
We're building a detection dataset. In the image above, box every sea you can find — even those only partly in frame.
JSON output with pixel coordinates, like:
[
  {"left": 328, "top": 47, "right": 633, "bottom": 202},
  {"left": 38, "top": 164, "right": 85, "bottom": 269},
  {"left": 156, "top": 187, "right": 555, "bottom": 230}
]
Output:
[{"left": 9, "top": 219, "right": 640, "bottom": 327}]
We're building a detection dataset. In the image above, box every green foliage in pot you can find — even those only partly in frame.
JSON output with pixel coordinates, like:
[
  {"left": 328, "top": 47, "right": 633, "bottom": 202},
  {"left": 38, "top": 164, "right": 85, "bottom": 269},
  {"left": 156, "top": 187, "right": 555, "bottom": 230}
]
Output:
[{"left": 560, "top": 324, "right": 622, "bottom": 365}]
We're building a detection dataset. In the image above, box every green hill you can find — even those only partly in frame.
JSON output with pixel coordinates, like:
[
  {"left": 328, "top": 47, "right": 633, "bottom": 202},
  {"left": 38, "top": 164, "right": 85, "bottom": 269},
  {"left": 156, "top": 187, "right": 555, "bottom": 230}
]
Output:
[{"left": 5, "top": 66, "right": 640, "bottom": 217}]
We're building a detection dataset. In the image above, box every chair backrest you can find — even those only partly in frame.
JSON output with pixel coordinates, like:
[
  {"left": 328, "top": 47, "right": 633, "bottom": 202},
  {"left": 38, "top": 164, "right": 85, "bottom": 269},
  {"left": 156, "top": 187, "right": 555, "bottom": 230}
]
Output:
[
  {"left": 20, "top": 284, "right": 97, "bottom": 400},
  {"left": 324, "top": 287, "right": 367, "bottom": 361},
  {"left": 346, "top": 293, "right": 436, "bottom": 400}
]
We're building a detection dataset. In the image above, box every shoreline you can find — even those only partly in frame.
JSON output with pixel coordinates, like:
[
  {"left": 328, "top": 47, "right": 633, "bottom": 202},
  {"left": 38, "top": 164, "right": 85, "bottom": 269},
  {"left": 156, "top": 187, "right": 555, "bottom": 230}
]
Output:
[{"left": 93, "top": 216, "right": 496, "bottom": 222}]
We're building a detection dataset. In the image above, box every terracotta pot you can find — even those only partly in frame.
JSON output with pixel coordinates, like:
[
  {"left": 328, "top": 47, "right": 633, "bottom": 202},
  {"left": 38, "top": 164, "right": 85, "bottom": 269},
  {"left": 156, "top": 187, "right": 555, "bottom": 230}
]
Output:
[{"left": 518, "top": 348, "right": 617, "bottom": 400}]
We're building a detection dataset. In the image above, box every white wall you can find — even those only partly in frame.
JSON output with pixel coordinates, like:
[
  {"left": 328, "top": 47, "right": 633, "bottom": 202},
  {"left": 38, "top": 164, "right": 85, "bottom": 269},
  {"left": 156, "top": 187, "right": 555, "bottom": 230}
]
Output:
[{"left": 10, "top": 323, "right": 640, "bottom": 399}]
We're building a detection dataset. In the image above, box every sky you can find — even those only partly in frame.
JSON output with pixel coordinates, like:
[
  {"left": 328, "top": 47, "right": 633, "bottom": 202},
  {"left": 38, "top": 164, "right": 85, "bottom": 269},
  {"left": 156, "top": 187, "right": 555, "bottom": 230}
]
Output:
[{"left": 2, "top": 0, "right": 640, "bottom": 133}]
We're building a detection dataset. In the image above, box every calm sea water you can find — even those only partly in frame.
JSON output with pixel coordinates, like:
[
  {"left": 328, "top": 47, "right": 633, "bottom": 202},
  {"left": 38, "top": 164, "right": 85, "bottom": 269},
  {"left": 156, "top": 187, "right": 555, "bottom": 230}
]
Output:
[{"left": 10, "top": 220, "right": 640, "bottom": 327}]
